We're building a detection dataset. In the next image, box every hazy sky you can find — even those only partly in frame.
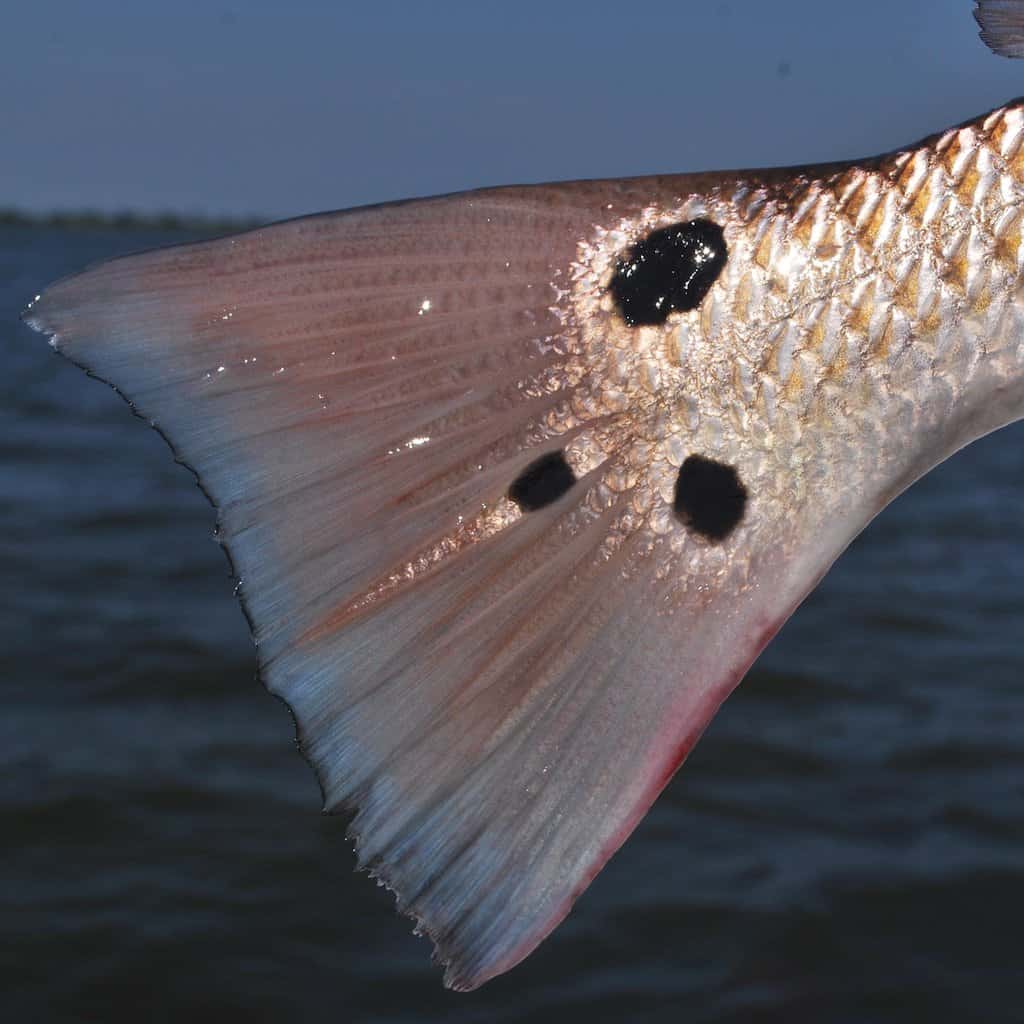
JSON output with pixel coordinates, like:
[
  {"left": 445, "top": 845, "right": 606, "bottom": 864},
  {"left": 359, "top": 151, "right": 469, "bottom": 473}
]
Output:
[{"left": 3, "top": 1, "right": 1022, "bottom": 219}]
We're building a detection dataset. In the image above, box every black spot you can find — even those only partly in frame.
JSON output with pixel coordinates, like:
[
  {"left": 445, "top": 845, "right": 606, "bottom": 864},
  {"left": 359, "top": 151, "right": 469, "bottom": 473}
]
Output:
[
  {"left": 674, "top": 454, "right": 747, "bottom": 541},
  {"left": 609, "top": 219, "right": 727, "bottom": 326},
  {"left": 509, "top": 451, "right": 576, "bottom": 511}
]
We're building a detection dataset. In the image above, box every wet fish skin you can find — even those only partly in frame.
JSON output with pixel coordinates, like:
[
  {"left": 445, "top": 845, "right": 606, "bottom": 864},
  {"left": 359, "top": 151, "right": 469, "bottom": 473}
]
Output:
[
  {"left": 556, "top": 101, "right": 1024, "bottom": 623},
  {"left": 20, "top": 97, "right": 1024, "bottom": 990}
]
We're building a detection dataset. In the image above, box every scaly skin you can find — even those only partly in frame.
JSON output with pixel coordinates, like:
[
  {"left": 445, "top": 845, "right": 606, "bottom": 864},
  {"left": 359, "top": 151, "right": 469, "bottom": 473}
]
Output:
[{"left": 540, "top": 99, "right": 1024, "bottom": 609}]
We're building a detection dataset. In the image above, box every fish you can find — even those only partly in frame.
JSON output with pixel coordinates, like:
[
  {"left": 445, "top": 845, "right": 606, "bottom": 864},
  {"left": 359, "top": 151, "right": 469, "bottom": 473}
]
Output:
[{"left": 20, "top": 0, "right": 1024, "bottom": 992}]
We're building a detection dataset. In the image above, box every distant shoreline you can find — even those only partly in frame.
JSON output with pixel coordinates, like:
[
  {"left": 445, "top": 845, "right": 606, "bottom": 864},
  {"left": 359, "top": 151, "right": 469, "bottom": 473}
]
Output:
[{"left": 0, "top": 209, "right": 264, "bottom": 233}]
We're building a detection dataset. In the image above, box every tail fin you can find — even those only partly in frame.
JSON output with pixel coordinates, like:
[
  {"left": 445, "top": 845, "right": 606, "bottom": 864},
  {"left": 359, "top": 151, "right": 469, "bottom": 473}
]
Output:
[
  {"left": 976, "top": 0, "right": 1024, "bottom": 56},
  {"left": 24, "top": 183, "right": 812, "bottom": 988}
]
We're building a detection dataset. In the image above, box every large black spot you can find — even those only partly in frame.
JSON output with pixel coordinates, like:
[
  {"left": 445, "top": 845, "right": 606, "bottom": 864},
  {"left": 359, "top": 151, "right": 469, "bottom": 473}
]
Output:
[
  {"left": 609, "top": 219, "right": 727, "bottom": 326},
  {"left": 674, "top": 454, "right": 747, "bottom": 541},
  {"left": 509, "top": 451, "right": 576, "bottom": 511}
]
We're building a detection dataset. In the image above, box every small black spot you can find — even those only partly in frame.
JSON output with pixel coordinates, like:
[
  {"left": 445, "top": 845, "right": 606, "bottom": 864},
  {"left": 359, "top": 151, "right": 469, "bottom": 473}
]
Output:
[
  {"left": 609, "top": 219, "right": 727, "bottom": 326},
  {"left": 509, "top": 451, "right": 576, "bottom": 511},
  {"left": 674, "top": 454, "right": 747, "bottom": 541}
]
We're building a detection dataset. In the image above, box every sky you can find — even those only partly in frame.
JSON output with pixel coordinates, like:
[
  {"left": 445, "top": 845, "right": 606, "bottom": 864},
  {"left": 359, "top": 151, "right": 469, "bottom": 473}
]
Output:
[{"left": 2, "top": 0, "right": 1023, "bottom": 220}]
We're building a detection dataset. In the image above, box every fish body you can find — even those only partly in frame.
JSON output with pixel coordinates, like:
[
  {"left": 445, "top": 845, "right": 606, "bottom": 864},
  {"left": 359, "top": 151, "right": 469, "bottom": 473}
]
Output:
[{"left": 22, "top": 19, "right": 1024, "bottom": 990}]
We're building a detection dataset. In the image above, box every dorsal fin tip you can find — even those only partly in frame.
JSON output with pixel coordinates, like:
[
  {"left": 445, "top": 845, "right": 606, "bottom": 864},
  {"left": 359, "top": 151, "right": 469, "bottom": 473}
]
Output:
[{"left": 976, "top": 1, "right": 1024, "bottom": 58}]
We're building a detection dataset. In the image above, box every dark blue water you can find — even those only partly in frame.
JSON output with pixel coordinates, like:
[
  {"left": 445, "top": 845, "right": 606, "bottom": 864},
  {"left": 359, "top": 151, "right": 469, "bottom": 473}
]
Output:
[{"left": 3, "top": 224, "right": 1023, "bottom": 1023}]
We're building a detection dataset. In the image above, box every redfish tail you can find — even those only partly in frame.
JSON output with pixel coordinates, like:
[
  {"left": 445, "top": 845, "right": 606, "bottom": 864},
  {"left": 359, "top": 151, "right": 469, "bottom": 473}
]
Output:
[{"left": 23, "top": 185, "right": 817, "bottom": 989}]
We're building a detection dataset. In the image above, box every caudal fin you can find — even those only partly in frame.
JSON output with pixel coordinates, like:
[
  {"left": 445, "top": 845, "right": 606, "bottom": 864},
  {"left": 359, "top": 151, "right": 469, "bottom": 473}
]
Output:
[{"left": 24, "top": 181, "right": 826, "bottom": 988}]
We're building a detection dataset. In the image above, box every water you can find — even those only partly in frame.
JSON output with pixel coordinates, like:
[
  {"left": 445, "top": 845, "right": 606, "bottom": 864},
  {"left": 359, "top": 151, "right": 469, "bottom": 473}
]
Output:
[{"left": 3, "top": 224, "right": 1023, "bottom": 1023}]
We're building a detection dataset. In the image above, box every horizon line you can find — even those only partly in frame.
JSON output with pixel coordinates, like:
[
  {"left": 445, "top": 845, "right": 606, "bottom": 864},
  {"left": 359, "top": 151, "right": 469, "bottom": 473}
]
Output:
[{"left": 0, "top": 207, "right": 267, "bottom": 233}]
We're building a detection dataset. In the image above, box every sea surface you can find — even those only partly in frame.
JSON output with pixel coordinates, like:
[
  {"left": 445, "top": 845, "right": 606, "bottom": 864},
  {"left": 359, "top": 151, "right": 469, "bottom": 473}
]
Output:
[{"left": 2, "top": 224, "right": 1023, "bottom": 1023}]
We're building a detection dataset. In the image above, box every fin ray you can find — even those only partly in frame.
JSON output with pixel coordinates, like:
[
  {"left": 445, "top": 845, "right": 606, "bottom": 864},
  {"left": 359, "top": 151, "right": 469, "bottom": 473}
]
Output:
[{"left": 976, "top": 0, "right": 1024, "bottom": 57}]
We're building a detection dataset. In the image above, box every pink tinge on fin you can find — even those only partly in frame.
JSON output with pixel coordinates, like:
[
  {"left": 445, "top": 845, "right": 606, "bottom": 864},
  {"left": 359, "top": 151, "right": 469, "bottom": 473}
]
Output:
[
  {"left": 23, "top": 180, "right": 862, "bottom": 989},
  {"left": 484, "top": 611, "right": 790, "bottom": 987}
]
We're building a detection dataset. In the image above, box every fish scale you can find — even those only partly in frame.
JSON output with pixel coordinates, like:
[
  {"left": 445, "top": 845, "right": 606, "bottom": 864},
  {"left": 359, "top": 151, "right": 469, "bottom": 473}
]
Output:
[{"left": 535, "top": 104, "right": 1023, "bottom": 612}]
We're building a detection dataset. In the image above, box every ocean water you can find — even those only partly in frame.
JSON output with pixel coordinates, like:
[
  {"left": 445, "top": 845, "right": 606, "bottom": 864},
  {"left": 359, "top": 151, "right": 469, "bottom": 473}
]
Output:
[{"left": 2, "top": 224, "right": 1023, "bottom": 1023}]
